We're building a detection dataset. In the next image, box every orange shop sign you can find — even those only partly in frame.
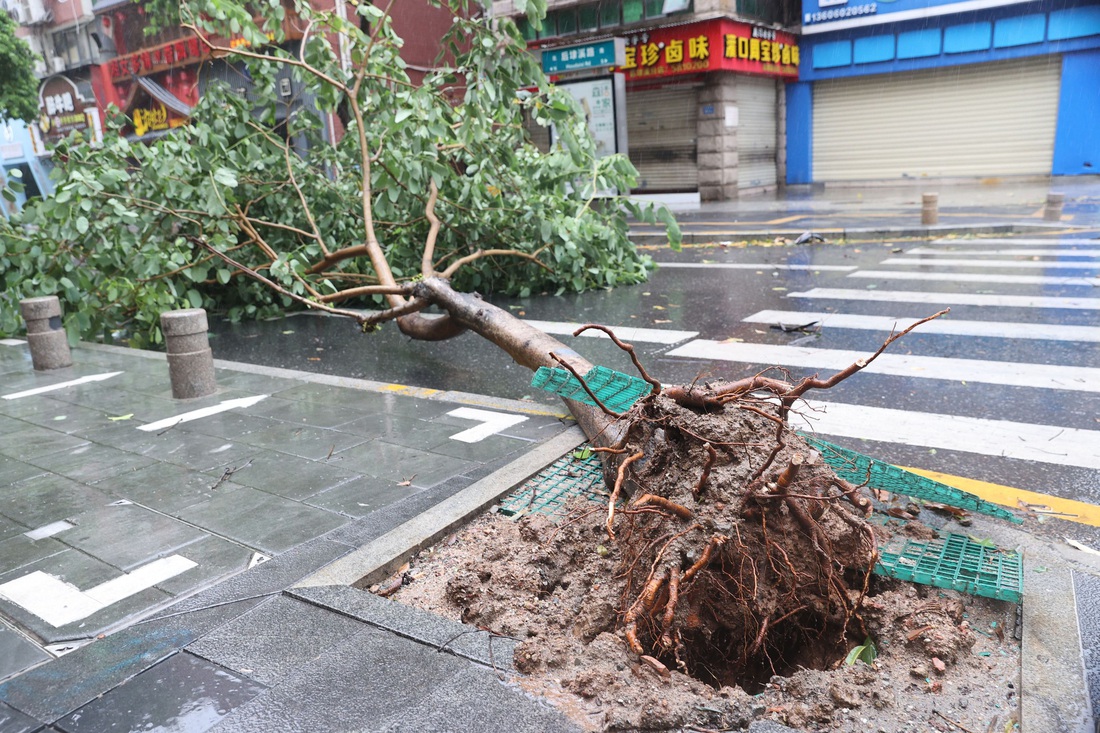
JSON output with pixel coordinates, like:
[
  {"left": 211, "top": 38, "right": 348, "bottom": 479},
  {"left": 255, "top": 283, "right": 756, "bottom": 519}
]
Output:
[{"left": 618, "top": 19, "right": 799, "bottom": 81}]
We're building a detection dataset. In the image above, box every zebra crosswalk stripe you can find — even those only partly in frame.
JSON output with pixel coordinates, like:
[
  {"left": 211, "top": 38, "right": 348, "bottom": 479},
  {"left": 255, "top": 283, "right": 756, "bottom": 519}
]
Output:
[
  {"left": 787, "top": 288, "right": 1100, "bottom": 310},
  {"left": 881, "top": 257, "right": 1100, "bottom": 271},
  {"left": 905, "top": 247, "right": 1100, "bottom": 257},
  {"left": 742, "top": 309, "right": 1100, "bottom": 342},
  {"left": 849, "top": 270, "right": 1100, "bottom": 286},
  {"left": 665, "top": 340, "right": 1100, "bottom": 393}
]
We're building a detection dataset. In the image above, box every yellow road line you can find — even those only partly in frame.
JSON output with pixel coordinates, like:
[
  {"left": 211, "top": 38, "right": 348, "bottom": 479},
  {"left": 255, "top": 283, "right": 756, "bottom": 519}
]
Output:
[
  {"left": 901, "top": 467, "right": 1100, "bottom": 527},
  {"left": 765, "top": 214, "right": 807, "bottom": 225}
]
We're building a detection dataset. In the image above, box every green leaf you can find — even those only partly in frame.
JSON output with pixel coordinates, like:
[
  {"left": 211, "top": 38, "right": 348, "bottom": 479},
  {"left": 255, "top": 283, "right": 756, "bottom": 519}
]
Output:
[
  {"left": 108, "top": 413, "right": 134, "bottom": 421},
  {"left": 213, "top": 167, "right": 239, "bottom": 187},
  {"left": 76, "top": 216, "right": 89, "bottom": 234},
  {"left": 844, "top": 637, "right": 877, "bottom": 666}
]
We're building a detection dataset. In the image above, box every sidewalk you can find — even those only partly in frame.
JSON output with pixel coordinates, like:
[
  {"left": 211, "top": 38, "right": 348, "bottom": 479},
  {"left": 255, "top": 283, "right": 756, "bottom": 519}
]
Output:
[
  {"left": 0, "top": 195, "right": 1096, "bottom": 732},
  {"left": 630, "top": 178, "right": 1100, "bottom": 242}
]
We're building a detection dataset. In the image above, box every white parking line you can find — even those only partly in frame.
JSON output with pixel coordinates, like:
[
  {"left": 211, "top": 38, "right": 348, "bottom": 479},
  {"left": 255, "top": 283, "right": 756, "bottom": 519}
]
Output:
[
  {"left": 743, "top": 309, "right": 1100, "bottom": 342},
  {"left": 849, "top": 270, "right": 1100, "bottom": 287},
  {"left": 787, "top": 288, "right": 1100, "bottom": 310},
  {"left": 794, "top": 400, "right": 1100, "bottom": 470},
  {"left": 446, "top": 408, "right": 528, "bottom": 443},
  {"left": 138, "top": 395, "right": 269, "bottom": 432},
  {"left": 666, "top": 340, "right": 1100, "bottom": 393}
]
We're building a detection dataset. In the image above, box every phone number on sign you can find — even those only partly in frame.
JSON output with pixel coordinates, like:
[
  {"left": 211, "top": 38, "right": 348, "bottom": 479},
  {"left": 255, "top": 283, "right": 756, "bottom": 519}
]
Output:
[{"left": 805, "top": 3, "right": 877, "bottom": 23}]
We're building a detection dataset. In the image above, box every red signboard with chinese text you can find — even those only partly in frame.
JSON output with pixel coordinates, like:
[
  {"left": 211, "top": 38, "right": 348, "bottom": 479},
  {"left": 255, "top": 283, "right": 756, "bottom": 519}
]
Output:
[{"left": 616, "top": 19, "right": 799, "bottom": 82}]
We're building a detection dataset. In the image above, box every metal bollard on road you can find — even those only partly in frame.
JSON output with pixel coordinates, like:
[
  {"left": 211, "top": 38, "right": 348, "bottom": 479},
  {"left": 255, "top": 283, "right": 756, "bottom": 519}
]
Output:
[
  {"left": 160, "top": 308, "right": 217, "bottom": 399},
  {"left": 921, "top": 192, "right": 939, "bottom": 226},
  {"left": 1043, "top": 192, "right": 1065, "bottom": 222},
  {"left": 19, "top": 296, "right": 73, "bottom": 371}
]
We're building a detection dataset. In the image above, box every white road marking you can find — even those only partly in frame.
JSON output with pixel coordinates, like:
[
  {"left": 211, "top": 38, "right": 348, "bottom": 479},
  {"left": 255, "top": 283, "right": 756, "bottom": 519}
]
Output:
[
  {"left": 666, "top": 340, "right": 1100, "bottom": 393},
  {"left": 849, "top": 270, "right": 1100, "bottom": 287},
  {"left": 931, "top": 238, "right": 1098, "bottom": 246},
  {"left": 655, "top": 262, "right": 857, "bottom": 272},
  {"left": 0, "top": 339, "right": 27, "bottom": 346},
  {"left": 881, "top": 257, "right": 1100, "bottom": 271},
  {"left": 906, "top": 247, "right": 1100, "bottom": 257},
  {"left": 787, "top": 288, "right": 1100, "bottom": 310},
  {"left": 2, "top": 372, "right": 123, "bottom": 400},
  {"left": 138, "top": 395, "right": 269, "bottom": 432},
  {"left": 0, "top": 555, "right": 197, "bottom": 627},
  {"left": 446, "top": 407, "right": 528, "bottom": 443},
  {"left": 794, "top": 400, "right": 1100, "bottom": 470},
  {"left": 24, "top": 521, "right": 74, "bottom": 541},
  {"left": 522, "top": 320, "right": 697, "bottom": 345},
  {"left": 743, "top": 309, "right": 1100, "bottom": 342}
]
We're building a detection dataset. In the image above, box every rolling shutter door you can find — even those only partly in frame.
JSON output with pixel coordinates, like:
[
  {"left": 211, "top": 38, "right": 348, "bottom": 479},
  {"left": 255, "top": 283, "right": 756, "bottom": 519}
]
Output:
[
  {"left": 627, "top": 85, "right": 699, "bottom": 192},
  {"left": 813, "top": 57, "right": 1061, "bottom": 181},
  {"left": 737, "top": 75, "right": 778, "bottom": 190}
]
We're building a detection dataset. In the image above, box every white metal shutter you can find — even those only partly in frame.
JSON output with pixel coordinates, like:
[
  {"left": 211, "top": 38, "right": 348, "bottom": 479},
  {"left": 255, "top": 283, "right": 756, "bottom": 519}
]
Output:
[
  {"left": 627, "top": 85, "right": 699, "bottom": 192},
  {"left": 813, "top": 57, "right": 1061, "bottom": 181},
  {"left": 737, "top": 75, "right": 778, "bottom": 190}
]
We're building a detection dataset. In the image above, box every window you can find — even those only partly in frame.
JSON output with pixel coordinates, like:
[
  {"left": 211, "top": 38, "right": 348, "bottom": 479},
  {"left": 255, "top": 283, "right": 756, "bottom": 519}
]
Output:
[{"left": 529, "top": 0, "right": 693, "bottom": 40}]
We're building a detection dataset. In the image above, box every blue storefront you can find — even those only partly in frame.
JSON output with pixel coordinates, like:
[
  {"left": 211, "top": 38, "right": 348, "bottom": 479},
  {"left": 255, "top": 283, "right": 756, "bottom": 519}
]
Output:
[
  {"left": 786, "top": 0, "right": 1100, "bottom": 184},
  {"left": 1, "top": 120, "right": 53, "bottom": 218}
]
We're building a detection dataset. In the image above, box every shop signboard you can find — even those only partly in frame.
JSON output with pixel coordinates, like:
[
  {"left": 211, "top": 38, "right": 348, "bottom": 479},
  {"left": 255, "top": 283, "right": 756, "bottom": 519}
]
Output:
[
  {"left": 803, "top": 0, "right": 978, "bottom": 25},
  {"left": 617, "top": 19, "right": 800, "bottom": 82},
  {"left": 542, "top": 39, "right": 625, "bottom": 74},
  {"left": 36, "top": 76, "right": 100, "bottom": 147}
]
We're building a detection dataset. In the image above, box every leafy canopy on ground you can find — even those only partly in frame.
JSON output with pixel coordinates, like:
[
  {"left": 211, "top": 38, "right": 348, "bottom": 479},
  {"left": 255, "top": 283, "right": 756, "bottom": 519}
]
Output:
[{"left": 0, "top": 0, "right": 678, "bottom": 346}]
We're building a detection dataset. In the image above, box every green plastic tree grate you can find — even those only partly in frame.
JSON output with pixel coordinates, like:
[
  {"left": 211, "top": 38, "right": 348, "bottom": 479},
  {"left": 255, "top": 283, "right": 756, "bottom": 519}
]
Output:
[
  {"left": 874, "top": 533, "right": 1023, "bottom": 603},
  {"left": 800, "top": 435, "right": 1022, "bottom": 525},
  {"left": 530, "top": 365, "right": 651, "bottom": 413},
  {"left": 498, "top": 448, "right": 606, "bottom": 521}
]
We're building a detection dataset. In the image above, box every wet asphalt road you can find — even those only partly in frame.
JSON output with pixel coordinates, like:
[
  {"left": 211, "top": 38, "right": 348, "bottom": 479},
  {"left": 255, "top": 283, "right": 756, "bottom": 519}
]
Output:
[{"left": 210, "top": 235, "right": 1100, "bottom": 537}]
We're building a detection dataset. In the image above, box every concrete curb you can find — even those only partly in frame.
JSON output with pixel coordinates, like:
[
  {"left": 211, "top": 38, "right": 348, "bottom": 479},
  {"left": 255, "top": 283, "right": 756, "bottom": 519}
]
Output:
[{"left": 294, "top": 425, "right": 587, "bottom": 589}]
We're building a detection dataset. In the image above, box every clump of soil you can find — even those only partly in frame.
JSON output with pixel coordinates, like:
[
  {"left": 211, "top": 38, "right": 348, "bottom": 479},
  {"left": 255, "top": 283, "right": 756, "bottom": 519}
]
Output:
[{"left": 390, "top": 508, "right": 1020, "bottom": 732}]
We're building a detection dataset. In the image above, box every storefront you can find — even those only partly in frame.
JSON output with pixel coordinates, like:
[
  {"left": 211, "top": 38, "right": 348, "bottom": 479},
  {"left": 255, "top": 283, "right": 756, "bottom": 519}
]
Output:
[
  {"left": 535, "top": 18, "right": 800, "bottom": 200},
  {"left": 788, "top": 0, "right": 1100, "bottom": 184}
]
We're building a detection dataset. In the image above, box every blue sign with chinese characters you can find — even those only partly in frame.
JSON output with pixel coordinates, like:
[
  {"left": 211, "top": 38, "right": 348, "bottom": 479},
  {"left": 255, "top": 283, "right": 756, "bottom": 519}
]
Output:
[{"left": 542, "top": 39, "right": 623, "bottom": 74}]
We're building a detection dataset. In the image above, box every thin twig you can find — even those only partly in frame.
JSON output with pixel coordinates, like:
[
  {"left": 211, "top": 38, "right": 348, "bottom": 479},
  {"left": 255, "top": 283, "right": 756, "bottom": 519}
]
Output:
[
  {"left": 572, "top": 324, "right": 662, "bottom": 394},
  {"left": 549, "top": 352, "right": 621, "bottom": 418}
]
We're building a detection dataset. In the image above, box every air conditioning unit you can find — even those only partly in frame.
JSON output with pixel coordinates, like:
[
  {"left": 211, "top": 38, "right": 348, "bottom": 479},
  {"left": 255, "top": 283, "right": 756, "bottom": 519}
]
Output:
[
  {"left": 33, "top": 58, "right": 47, "bottom": 75},
  {"left": 50, "top": 55, "right": 65, "bottom": 73},
  {"left": 7, "top": 4, "right": 25, "bottom": 22},
  {"left": 24, "top": 0, "right": 46, "bottom": 23}
]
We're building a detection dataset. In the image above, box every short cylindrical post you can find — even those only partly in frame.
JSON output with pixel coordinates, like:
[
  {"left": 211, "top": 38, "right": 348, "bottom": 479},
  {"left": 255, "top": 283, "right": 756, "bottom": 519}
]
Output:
[
  {"left": 921, "top": 193, "right": 939, "bottom": 226},
  {"left": 19, "top": 296, "right": 73, "bottom": 371},
  {"left": 1043, "top": 192, "right": 1065, "bottom": 222},
  {"left": 160, "top": 308, "right": 216, "bottom": 399}
]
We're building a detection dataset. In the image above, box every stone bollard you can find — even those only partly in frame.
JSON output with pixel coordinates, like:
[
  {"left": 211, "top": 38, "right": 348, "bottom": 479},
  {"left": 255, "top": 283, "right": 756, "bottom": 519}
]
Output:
[
  {"left": 921, "top": 193, "right": 939, "bottom": 226},
  {"left": 19, "top": 296, "right": 73, "bottom": 371},
  {"left": 1043, "top": 192, "right": 1065, "bottom": 222},
  {"left": 160, "top": 308, "right": 217, "bottom": 399}
]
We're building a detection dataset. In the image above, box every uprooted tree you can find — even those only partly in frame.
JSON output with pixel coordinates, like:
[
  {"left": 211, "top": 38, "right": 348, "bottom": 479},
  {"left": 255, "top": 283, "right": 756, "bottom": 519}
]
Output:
[{"left": 0, "top": 0, "right": 946, "bottom": 688}]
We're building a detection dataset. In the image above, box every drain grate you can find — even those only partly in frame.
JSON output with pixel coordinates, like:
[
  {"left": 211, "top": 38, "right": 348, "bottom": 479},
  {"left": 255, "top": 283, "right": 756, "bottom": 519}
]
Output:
[
  {"left": 802, "top": 435, "right": 1022, "bottom": 525},
  {"left": 498, "top": 448, "right": 606, "bottom": 521},
  {"left": 530, "top": 366, "right": 651, "bottom": 413},
  {"left": 874, "top": 533, "right": 1023, "bottom": 603}
]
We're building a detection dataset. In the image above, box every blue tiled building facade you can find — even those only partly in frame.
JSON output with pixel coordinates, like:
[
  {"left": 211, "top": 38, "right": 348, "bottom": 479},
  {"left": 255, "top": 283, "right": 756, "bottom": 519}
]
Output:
[{"left": 786, "top": 0, "right": 1100, "bottom": 183}]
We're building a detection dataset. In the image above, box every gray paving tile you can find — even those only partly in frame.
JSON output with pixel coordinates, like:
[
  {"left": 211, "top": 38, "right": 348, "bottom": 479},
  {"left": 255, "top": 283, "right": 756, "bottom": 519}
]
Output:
[
  {"left": 304, "top": 475, "right": 420, "bottom": 518},
  {"left": 273, "top": 383, "right": 392, "bottom": 409},
  {"left": 379, "top": 664, "right": 582, "bottom": 733},
  {"left": 0, "top": 535, "right": 68, "bottom": 575},
  {"left": 208, "top": 627, "right": 464, "bottom": 733},
  {"left": 0, "top": 459, "right": 44, "bottom": 489},
  {"left": 54, "top": 652, "right": 266, "bottom": 733},
  {"left": 187, "top": 595, "right": 363, "bottom": 686},
  {"left": 289, "top": 585, "right": 516, "bottom": 671},
  {"left": 213, "top": 371, "right": 303, "bottom": 396},
  {"left": 330, "top": 441, "right": 473, "bottom": 488},
  {"left": 7, "top": 401, "right": 125, "bottom": 438},
  {"left": 46, "top": 386, "right": 176, "bottom": 423},
  {"left": 112, "top": 432, "right": 260, "bottom": 472},
  {"left": 341, "top": 414, "right": 455, "bottom": 445},
  {"left": 0, "top": 700, "right": 43, "bottom": 733},
  {"left": 238, "top": 422, "right": 369, "bottom": 461},
  {"left": 0, "top": 429, "right": 90, "bottom": 464},
  {"left": 0, "top": 549, "right": 176, "bottom": 643},
  {"left": 0, "top": 516, "right": 30, "bottom": 543},
  {"left": 58, "top": 503, "right": 208, "bottom": 572},
  {"left": 0, "top": 396, "right": 74, "bottom": 422},
  {"left": 94, "top": 463, "right": 225, "bottom": 513},
  {"left": 175, "top": 485, "right": 347, "bottom": 555},
  {"left": 238, "top": 397, "right": 366, "bottom": 429},
  {"left": 423, "top": 433, "right": 530, "bottom": 463},
  {"left": 0, "top": 474, "right": 116, "bottom": 529},
  {"left": 24, "top": 443, "right": 155, "bottom": 485},
  {"left": 0, "top": 626, "right": 49, "bottom": 683},
  {"left": 0, "top": 416, "right": 27, "bottom": 436},
  {"left": 207, "top": 450, "right": 363, "bottom": 501},
  {"left": 327, "top": 476, "right": 473, "bottom": 548},
  {"left": 153, "top": 535, "right": 254, "bottom": 597},
  {"left": 0, "top": 597, "right": 268, "bottom": 721},
  {"left": 172, "top": 411, "right": 280, "bottom": 441}
]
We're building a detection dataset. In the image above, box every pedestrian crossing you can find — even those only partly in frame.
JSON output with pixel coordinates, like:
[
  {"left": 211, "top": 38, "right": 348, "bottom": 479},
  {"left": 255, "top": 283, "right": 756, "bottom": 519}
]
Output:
[{"left": 652, "top": 235, "right": 1100, "bottom": 492}]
